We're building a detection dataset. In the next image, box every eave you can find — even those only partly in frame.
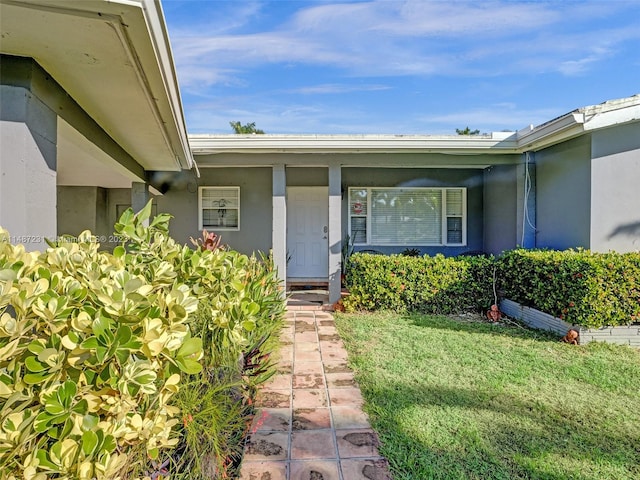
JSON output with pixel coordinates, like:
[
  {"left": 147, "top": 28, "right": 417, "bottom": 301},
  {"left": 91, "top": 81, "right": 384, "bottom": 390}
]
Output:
[
  {"left": 189, "top": 132, "right": 520, "bottom": 156},
  {"left": 0, "top": 0, "right": 193, "bottom": 171}
]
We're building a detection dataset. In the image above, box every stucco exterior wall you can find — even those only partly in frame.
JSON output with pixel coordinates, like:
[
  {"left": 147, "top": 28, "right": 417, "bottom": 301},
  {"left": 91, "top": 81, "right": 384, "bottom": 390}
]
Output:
[
  {"left": 590, "top": 122, "right": 640, "bottom": 252},
  {"left": 535, "top": 135, "right": 591, "bottom": 250},
  {"left": 154, "top": 167, "right": 273, "bottom": 255},
  {"left": 286, "top": 167, "right": 328, "bottom": 186},
  {"left": 58, "top": 186, "right": 129, "bottom": 246},
  {"left": 341, "top": 167, "right": 484, "bottom": 256},
  {"left": 1, "top": 82, "right": 57, "bottom": 251},
  {"left": 57, "top": 186, "right": 99, "bottom": 237},
  {"left": 483, "top": 165, "right": 518, "bottom": 255}
]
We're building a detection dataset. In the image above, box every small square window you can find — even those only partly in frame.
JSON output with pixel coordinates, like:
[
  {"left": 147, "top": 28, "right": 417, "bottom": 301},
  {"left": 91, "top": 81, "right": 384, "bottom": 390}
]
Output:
[{"left": 199, "top": 187, "right": 240, "bottom": 230}]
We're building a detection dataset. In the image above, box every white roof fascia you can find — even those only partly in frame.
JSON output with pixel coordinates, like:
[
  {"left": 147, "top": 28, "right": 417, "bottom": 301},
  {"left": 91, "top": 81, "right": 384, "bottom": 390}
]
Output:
[
  {"left": 517, "top": 94, "right": 640, "bottom": 151},
  {"left": 582, "top": 103, "right": 640, "bottom": 131},
  {"left": 515, "top": 113, "right": 585, "bottom": 152},
  {"left": 141, "top": 0, "right": 194, "bottom": 171},
  {"left": 189, "top": 95, "right": 640, "bottom": 161},
  {"left": 189, "top": 133, "right": 519, "bottom": 155}
]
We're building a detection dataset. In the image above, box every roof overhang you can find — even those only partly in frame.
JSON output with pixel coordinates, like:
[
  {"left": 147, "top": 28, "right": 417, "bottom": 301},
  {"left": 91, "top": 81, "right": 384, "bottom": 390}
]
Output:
[
  {"left": 189, "top": 95, "right": 640, "bottom": 162},
  {"left": 0, "top": 0, "right": 193, "bottom": 171},
  {"left": 517, "top": 94, "right": 640, "bottom": 151},
  {"left": 189, "top": 132, "right": 519, "bottom": 156}
]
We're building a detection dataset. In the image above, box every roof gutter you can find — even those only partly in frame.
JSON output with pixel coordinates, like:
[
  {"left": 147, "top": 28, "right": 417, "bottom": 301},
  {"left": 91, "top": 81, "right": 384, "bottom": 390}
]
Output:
[
  {"left": 189, "top": 132, "right": 519, "bottom": 155},
  {"left": 515, "top": 112, "right": 585, "bottom": 152}
]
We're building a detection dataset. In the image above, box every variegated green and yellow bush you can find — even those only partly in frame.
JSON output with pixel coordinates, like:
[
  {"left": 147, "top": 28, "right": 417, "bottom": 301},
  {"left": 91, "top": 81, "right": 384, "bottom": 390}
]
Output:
[
  {"left": 112, "top": 208, "right": 286, "bottom": 478},
  {"left": 0, "top": 202, "right": 286, "bottom": 480},
  {"left": 0, "top": 228, "right": 202, "bottom": 479}
]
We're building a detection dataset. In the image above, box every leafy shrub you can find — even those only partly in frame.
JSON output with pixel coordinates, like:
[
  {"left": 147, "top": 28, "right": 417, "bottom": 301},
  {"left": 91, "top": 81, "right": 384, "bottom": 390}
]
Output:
[
  {"left": 0, "top": 215, "right": 203, "bottom": 479},
  {"left": 0, "top": 202, "right": 286, "bottom": 479},
  {"left": 113, "top": 205, "right": 286, "bottom": 478},
  {"left": 343, "top": 253, "right": 494, "bottom": 314},
  {"left": 171, "top": 250, "right": 285, "bottom": 478},
  {"left": 497, "top": 249, "right": 640, "bottom": 328}
]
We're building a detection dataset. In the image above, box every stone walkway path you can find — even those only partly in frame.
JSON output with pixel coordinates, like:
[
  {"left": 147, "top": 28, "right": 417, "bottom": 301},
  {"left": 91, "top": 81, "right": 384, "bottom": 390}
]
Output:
[{"left": 238, "top": 309, "right": 392, "bottom": 480}]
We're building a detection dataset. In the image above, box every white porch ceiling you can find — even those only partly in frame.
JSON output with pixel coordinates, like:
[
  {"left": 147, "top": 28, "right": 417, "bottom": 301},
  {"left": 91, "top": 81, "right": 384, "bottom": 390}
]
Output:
[
  {"left": 0, "top": 0, "right": 193, "bottom": 171},
  {"left": 56, "top": 118, "right": 139, "bottom": 188}
]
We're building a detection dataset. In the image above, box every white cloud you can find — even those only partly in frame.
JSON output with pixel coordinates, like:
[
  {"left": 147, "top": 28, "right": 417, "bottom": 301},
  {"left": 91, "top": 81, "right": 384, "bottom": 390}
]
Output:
[
  {"left": 169, "top": 0, "right": 640, "bottom": 87},
  {"left": 289, "top": 83, "right": 392, "bottom": 94},
  {"left": 165, "top": 0, "right": 640, "bottom": 134},
  {"left": 291, "top": 0, "right": 559, "bottom": 37}
]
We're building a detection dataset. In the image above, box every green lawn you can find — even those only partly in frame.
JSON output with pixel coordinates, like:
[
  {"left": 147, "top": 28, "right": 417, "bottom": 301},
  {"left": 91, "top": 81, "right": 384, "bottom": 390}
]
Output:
[{"left": 334, "top": 312, "right": 640, "bottom": 480}]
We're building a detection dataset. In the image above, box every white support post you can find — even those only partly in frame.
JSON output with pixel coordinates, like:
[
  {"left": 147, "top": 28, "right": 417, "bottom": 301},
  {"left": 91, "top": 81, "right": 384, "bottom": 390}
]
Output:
[
  {"left": 131, "top": 182, "right": 150, "bottom": 226},
  {"left": 328, "top": 164, "right": 342, "bottom": 304},
  {"left": 272, "top": 165, "right": 287, "bottom": 286}
]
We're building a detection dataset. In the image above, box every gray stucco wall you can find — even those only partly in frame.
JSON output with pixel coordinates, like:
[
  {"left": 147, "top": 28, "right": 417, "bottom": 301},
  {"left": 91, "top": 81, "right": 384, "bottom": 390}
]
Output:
[
  {"left": 590, "top": 122, "right": 640, "bottom": 252},
  {"left": 286, "top": 167, "right": 328, "bottom": 186},
  {"left": 1, "top": 63, "right": 58, "bottom": 251},
  {"left": 341, "top": 167, "right": 484, "bottom": 256},
  {"left": 57, "top": 186, "right": 99, "bottom": 237},
  {"left": 57, "top": 187, "right": 132, "bottom": 247},
  {"left": 483, "top": 165, "right": 518, "bottom": 255},
  {"left": 154, "top": 167, "right": 273, "bottom": 255},
  {"left": 535, "top": 135, "right": 591, "bottom": 250},
  {"left": 96, "top": 187, "right": 109, "bottom": 238}
]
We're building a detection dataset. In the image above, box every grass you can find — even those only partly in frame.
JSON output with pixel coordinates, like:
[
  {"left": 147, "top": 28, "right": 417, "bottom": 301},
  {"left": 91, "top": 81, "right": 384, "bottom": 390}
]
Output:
[{"left": 334, "top": 312, "right": 640, "bottom": 480}]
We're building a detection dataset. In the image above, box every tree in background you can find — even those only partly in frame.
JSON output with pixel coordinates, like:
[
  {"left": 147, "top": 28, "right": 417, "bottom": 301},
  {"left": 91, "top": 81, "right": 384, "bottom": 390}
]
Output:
[
  {"left": 229, "top": 121, "right": 265, "bottom": 134},
  {"left": 456, "top": 126, "right": 481, "bottom": 135}
]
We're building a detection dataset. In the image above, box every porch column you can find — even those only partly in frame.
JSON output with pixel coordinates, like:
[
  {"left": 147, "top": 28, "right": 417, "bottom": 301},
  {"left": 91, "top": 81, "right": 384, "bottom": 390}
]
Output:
[
  {"left": 516, "top": 152, "right": 536, "bottom": 248},
  {"left": 0, "top": 59, "right": 57, "bottom": 251},
  {"left": 272, "top": 165, "right": 287, "bottom": 285},
  {"left": 328, "top": 164, "right": 342, "bottom": 303}
]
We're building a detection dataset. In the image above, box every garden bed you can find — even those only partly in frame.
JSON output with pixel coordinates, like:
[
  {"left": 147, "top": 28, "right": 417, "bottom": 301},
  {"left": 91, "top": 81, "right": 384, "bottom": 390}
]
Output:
[{"left": 501, "top": 298, "right": 640, "bottom": 346}]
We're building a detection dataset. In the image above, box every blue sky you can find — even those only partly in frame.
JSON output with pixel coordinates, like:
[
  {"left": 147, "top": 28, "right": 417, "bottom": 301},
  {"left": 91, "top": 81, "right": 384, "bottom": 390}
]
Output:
[{"left": 162, "top": 0, "right": 640, "bottom": 135}]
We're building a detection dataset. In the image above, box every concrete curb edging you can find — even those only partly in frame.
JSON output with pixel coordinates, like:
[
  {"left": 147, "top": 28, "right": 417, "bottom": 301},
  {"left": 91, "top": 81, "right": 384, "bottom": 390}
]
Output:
[{"left": 499, "top": 299, "right": 640, "bottom": 346}]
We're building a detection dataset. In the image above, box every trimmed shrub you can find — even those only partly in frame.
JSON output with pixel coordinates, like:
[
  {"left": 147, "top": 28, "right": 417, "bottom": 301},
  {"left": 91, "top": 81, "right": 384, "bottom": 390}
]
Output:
[
  {"left": 497, "top": 249, "right": 640, "bottom": 328},
  {"left": 343, "top": 253, "right": 495, "bottom": 314}
]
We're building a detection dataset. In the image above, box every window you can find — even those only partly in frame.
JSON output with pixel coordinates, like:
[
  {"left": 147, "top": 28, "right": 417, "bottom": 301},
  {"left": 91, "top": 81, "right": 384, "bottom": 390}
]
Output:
[
  {"left": 348, "top": 187, "right": 466, "bottom": 246},
  {"left": 199, "top": 187, "right": 240, "bottom": 230}
]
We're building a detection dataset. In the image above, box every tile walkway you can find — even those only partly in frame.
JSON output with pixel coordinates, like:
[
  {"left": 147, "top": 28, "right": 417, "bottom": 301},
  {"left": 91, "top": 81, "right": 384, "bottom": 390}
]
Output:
[{"left": 238, "top": 308, "right": 392, "bottom": 480}]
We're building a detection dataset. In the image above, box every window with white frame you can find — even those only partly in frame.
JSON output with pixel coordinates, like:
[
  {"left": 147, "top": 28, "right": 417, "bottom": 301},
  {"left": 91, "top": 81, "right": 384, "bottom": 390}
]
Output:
[
  {"left": 348, "top": 187, "right": 466, "bottom": 246},
  {"left": 199, "top": 187, "right": 240, "bottom": 230}
]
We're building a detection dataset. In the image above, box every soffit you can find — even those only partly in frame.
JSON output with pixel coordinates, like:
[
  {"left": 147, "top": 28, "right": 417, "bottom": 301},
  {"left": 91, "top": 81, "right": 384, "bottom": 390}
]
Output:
[
  {"left": 56, "top": 118, "right": 141, "bottom": 188},
  {"left": 0, "top": 0, "right": 192, "bottom": 171}
]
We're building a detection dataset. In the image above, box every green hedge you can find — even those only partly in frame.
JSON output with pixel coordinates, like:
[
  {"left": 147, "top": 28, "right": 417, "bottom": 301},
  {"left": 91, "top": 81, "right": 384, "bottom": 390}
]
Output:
[
  {"left": 497, "top": 249, "right": 640, "bottom": 328},
  {"left": 342, "top": 249, "right": 640, "bottom": 329},
  {"left": 343, "top": 253, "right": 495, "bottom": 313}
]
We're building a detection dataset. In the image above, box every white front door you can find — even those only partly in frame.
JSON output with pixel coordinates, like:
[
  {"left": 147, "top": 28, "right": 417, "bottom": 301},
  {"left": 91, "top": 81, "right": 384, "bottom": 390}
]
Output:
[{"left": 287, "top": 186, "right": 329, "bottom": 279}]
